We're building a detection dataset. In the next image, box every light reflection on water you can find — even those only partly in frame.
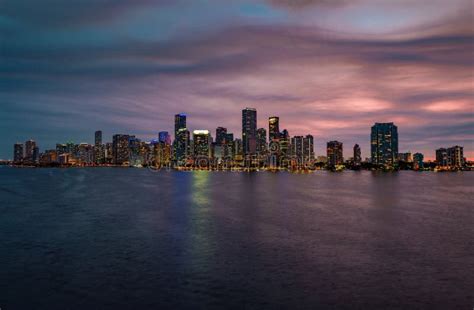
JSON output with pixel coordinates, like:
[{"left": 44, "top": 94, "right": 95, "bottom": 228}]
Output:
[{"left": 0, "top": 168, "right": 472, "bottom": 309}]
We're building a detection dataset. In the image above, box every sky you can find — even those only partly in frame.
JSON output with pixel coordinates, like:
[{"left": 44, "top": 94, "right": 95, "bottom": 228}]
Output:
[{"left": 1, "top": 0, "right": 473, "bottom": 160}]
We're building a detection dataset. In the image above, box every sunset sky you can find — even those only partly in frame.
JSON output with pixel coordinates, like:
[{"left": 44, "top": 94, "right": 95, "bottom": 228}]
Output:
[{"left": 1, "top": 0, "right": 473, "bottom": 160}]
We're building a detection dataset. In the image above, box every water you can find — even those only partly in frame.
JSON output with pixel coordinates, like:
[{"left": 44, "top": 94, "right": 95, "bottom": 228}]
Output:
[{"left": 0, "top": 167, "right": 473, "bottom": 309}]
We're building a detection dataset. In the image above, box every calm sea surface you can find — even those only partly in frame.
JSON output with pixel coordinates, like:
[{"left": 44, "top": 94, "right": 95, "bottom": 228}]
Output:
[{"left": 0, "top": 167, "right": 473, "bottom": 309}]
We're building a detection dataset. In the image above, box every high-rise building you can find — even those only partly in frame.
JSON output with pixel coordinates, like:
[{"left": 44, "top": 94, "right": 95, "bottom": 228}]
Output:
[
  {"left": 256, "top": 128, "right": 267, "bottom": 154},
  {"left": 159, "top": 131, "right": 171, "bottom": 145},
  {"left": 435, "top": 148, "right": 448, "bottom": 166},
  {"left": 193, "top": 130, "right": 210, "bottom": 157},
  {"left": 13, "top": 143, "right": 23, "bottom": 163},
  {"left": 371, "top": 122, "right": 398, "bottom": 167},
  {"left": 353, "top": 144, "right": 361, "bottom": 166},
  {"left": 268, "top": 116, "right": 280, "bottom": 141},
  {"left": 94, "top": 130, "right": 104, "bottom": 164},
  {"left": 174, "top": 113, "right": 186, "bottom": 138},
  {"left": 216, "top": 127, "right": 227, "bottom": 145},
  {"left": 327, "top": 141, "right": 343, "bottom": 166},
  {"left": 242, "top": 108, "right": 257, "bottom": 155},
  {"left": 447, "top": 145, "right": 464, "bottom": 167},
  {"left": 77, "top": 143, "right": 94, "bottom": 164},
  {"left": 175, "top": 128, "right": 190, "bottom": 164},
  {"left": 279, "top": 129, "right": 290, "bottom": 156},
  {"left": 95, "top": 130, "right": 102, "bottom": 146},
  {"left": 112, "top": 134, "right": 130, "bottom": 165},
  {"left": 24, "top": 140, "right": 36, "bottom": 162},
  {"left": 304, "top": 135, "right": 314, "bottom": 160},
  {"left": 413, "top": 153, "right": 424, "bottom": 170}
]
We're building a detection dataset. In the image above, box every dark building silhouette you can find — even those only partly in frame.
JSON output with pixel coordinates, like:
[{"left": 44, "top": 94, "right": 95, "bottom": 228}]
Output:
[
  {"left": 242, "top": 108, "right": 257, "bottom": 155},
  {"left": 371, "top": 122, "right": 398, "bottom": 167},
  {"left": 13, "top": 143, "right": 23, "bottom": 163},
  {"left": 327, "top": 141, "right": 343, "bottom": 166},
  {"left": 353, "top": 144, "right": 361, "bottom": 166}
]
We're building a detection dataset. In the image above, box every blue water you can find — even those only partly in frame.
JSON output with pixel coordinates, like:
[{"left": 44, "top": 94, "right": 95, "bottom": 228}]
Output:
[{"left": 0, "top": 167, "right": 473, "bottom": 309}]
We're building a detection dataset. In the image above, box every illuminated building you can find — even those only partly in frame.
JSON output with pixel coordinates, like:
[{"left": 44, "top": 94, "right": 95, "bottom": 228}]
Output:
[
  {"left": 175, "top": 128, "right": 190, "bottom": 164},
  {"left": 13, "top": 143, "right": 23, "bottom": 163},
  {"left": 291, "top": 135, "right": 314, "bottom": 163},
  {"left": 77, "top": 143, "right": 94, "bottom": 164},
  {"left": 371, "top": 122, "right": 398, "bottom": 167},
  {"left": 436, "top": 148, "right": 448, "bottom": 166},
  {"left": 353, "top": 144, "right": 361, "bottom": 166},
  {"left": 193, "top": 130, "right": 211, "bottom": 157},
  {"left": 242, "top": 108, "right": 257, "bottom": 155},
  {"left": 112, "top": 134, "right": 130, "bottom": 165},
  {"left": 279, "top": 129, "right": 290, "bottom": 156},
  {"left": 447, "top": 145, "right": 464, "bottom": 167},
  {"left": 40, "top": 150, "right": 58, "bottom": 164},
  {"left": 94, "top": 130, "right": 104, "bottom": 164},
  {"left": 216, "top": 127, "right": 227, "bottom": 145},
  {"left": 268, "top": 116, "right": 280, "bottom": 141},
  {"left": 159, "top": 131, "right": 171, "bottom": 145},
  {"left": 397, "top": 152, "right": 412, "bottom": 163},
  {"left": 24, "top": 140, "right": 37, "bottom": 163},
  {"left": 413, "top": 153, "right": 424, "bottom": 170},
  {"left": 327, "top": 140, "right": 343, "bottom": 167},
  {"left": 234, "top": 138, "right": 243, "bottom": 160},
  {"left": 174, "top": 113, "right": 186, "bottom": 137},
  {"left": 56, "top": 143, "right": 67, "bottom": 155},
  {"left": 304, "top": 135, "right": 315, "bottom": 160},
  {"left": 256, "top": 128, "right": 267, "bottom": 154}
]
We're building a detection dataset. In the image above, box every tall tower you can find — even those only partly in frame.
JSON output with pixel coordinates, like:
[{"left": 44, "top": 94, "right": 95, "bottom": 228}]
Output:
[
  {"left": 216, "top": 127, "right": 227, "bottom": 145},
  {"left": 327, "top": 141, "right": 343, "bottom": 166},
  {"left": 371, "top": 122, "right": 398, "bottom": 167},
  {"left": 353, "top": 144, "right": 361, "bottom": 166},
  {"left": 242, "top": 108, "right": 257, "bottom": 155},
  {"left": 268, "top": 116, "right": 280, "bottom": 141},
  {"left": 13, "top": 143, "right": 24, "bottom": 163},
  {"left": 95, "top": 130, "right": 102, "bottom": 146},
  {"left": 174, "top": 113, "right": 187, "bottom": 138}
]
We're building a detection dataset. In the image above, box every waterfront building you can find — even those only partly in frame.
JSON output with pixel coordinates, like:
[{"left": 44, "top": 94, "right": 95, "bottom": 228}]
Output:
[
  {"left": 353, "top": 144, "right": 361, "bottom": 166},
  {"left": 436, "top": 148, "right": 448, "bottom": 166},
  {"left": 256, "top": 128, "right": 267, "bottom": 155},
  {"left": 268, "top": 116, "right": 280, "bottom": 141},
  {"left": 242, "top": 108, "right": 257, "bottom": 155},
  {"left": 447, "top": 145, "right": 464, "bottom": 167},
  {"left": 398, "top": 152, "right": 412, "bottom": 163},
  {"left": 193, "top": 130, "right": 211, "bottom": 158},
  {"left": 216, "top": 127, "right": 227, "bottom": 145},
  {"left": 159, "top": 131, "right": 171, "bottom": 145},
  {"left": 24, "top": 140, "right": 37, "bottom": 163},
  {"left": 13, "top": 143, "right": 23, "bottom": 163},
  {"left": 174, "top": 113, "right": 186, "bottom": 137},
  {"left": 327, "top": 141, "right": 343, "bottom": 167},
  {"left": 94, "top": 130, "right": 104, "bottom": 164},
  {"left": 371, "top": 122, "right": 398, "bottom": 167},
  {"left": 175, "top": 128, "right": 190, "bottom": 164},
  {"left": 112, "top": 134, "right": 131, "bottom": 165},
  {"left": 413, "top": 153, "right": 424, "bottom": 170}
]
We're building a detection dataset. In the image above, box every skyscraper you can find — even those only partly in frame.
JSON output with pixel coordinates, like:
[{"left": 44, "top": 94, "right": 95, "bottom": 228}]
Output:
[
  {"left": 447, "top": 145, "right": 464, "bottom": 167},
  {"left": 353, "top": 144, "right": 361, "bottom": 166},
  {"left": 216, "top": 127, "right": 227, "bottom": 145},
  {"left": 279, "top": 129, "right": 290, "bottom": 156},
  {"left": 13, "top": 143, "right": 23, "bottom": 163},
  {"left": 435, "top": 148, "right": 448, "bottom": 166},
  {"left": 256, "top": 128, "right": 267, "bottom": 154},
  {"left": 193, "top": 130, "right": 210, "bottom": 157},
  {"left": 327, "top": 141, "right": 343, "bottom": 167},
  {"left": 174, "top": 113, "right": 186, "bottom": 138},
  {"left": 94, "top": 130, "right": 104, "bottom": 164},
  {"left": 175, "top": 128, "right": 190, "bottom": 164},
  {"left": 268, "top": 116, "right": 280, "bottom": 141},
  {"left": 304, "top": 135, "right": 315, "bottom": 160},
  {"left": 95, "top": 130, "right": 102, "bottom": 146},
  {"left": 242, "top": 108, "right": 257, "bottom": 155},
  {"left": 24, "top": 140, "right": 37, "bottom": 163},
  {"left": 371, "top": 122, "right": 398, "bottom": 167},
  {"left": 112, "top": 134, "right": 130, "bottom": 165}
]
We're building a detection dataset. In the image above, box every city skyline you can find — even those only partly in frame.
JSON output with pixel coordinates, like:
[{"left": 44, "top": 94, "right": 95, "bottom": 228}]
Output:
[
  {"left": 5, "top": 110, "right": 470, "bottom": 162},
  {"left": 1, "top": 0, "right": 473, "bottom": 160}
]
